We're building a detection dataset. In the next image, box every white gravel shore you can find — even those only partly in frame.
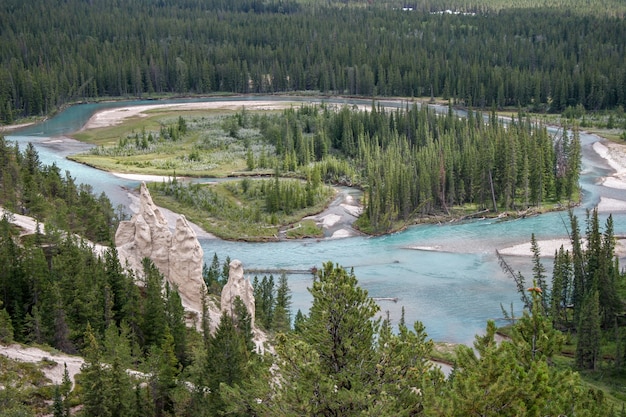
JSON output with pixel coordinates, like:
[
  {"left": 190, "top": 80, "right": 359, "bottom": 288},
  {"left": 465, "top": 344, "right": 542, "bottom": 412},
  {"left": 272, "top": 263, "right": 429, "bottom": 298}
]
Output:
[{"left": 499, "top": 137, "right": 626, "bottom": 256}]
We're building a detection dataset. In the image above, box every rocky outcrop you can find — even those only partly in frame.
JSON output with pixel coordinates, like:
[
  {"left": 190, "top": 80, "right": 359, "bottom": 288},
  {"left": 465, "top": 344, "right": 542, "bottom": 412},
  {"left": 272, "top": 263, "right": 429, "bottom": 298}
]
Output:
[
  {"left": 115, "top": 182, "right": 172, "bottom": 278},
  {"left": 169, "top": 215, "right": 206, "bottom": 310},
  {"left": 220, "top": 259, "right": 256, "bottom": 328},
  {"left": 114, "top": 187, "right": 267, "bottom": 347},
  {"left": 115, "top": 182, "right": 207, "bottom": 317}
]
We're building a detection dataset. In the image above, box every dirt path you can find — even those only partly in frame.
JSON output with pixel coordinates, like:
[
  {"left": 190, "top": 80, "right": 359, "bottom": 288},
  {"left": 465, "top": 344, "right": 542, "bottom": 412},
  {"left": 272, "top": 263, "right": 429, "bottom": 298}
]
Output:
[{"left": 0, "top": 343, "right": 84, "bottom": 386}]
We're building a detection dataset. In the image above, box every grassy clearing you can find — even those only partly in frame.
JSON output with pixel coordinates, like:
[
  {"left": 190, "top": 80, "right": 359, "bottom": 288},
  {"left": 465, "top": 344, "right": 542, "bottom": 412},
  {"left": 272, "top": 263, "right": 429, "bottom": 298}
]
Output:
[
  {"left": 149, "top": 179, "right": 333, "bottom": 241},
  {"left": 492, "top": 106, "right": 626, "bottom": 144},
  {"left": 285, "top": 219, "right": 324, "bottom": 239},
  {"left": 70, "top": 109, "right": 273, "bottom": 177}
]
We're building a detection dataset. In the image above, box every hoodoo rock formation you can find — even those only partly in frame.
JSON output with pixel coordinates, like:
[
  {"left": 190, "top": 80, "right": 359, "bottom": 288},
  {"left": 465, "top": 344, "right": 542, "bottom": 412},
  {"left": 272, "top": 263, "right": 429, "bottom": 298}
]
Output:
[
  {"left": 115, "top": 182, "right": 207, "bottom": 315},
  {"left": 169, "top": 215, "right": 206, "bottom": 309},
  {"left": 115, "top": 183, "right": 264, "bottom": 343},
  {"left": 221, "top": 259, "right": 256, "bottom": 328}
]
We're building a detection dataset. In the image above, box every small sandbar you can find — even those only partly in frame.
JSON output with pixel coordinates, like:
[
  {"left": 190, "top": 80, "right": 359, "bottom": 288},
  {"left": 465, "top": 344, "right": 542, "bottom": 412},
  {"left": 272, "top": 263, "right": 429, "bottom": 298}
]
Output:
[
  {"left": 601, "top": 177, "right": 626, "bottom": 190},
  {"left": 82, "top": 100, "right": 294, "bottom": 130},
  {"left": 597, "top": 197, "right": 626, "bottom": 212},
  {"left": 340, "top": 203, "right": 363, "bottom": 217},
  {"left": 0, "top": 122, "right": 35, "bottom": 132},
  {"left": 407, "top": 245, "right": 444, "bottom": 252},
  {"left": 330, "top": 229, "right": 353, "bottom": 239},
  {"left": 499, "top": 238, "right": 626, "bottom": 259},
  {"left": 594, "top": 141, "right": 626, "bottom": 175},
  {"left": 593, "top": 141, "right": 626, "bottom": 191},
  {"left": 497, "top": 239, "right": 572, "bottom": 257},
  {"left": 319, "top": 213, "right": 342, "bottom": 227},
  {"left": 112, "top": 172, "right": 182, "bottom": 182}
]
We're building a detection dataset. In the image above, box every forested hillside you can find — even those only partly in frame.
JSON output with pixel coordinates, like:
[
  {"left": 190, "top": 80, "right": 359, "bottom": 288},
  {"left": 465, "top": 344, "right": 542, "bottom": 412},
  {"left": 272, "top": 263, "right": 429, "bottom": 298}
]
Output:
[
  {"left": 1, "top": 0, "right": 625, "bottom": 122},
  {"left": 0, "top": 135, "right": 621, "bottom": 416},
  {"left": 2, "top": 0, "right": 626, "bottom": 414},
  {"left": 0, "top": 137, "right": 119, "bottom": 243}
]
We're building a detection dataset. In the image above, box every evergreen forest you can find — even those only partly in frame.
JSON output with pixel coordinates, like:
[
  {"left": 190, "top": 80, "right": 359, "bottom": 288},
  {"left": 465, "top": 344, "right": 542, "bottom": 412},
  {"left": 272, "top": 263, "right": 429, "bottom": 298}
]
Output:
[
  {"left": 2, "top": 0, "right": 626, "bottom": 415},
  {"left": 0, "top": 133, "right": 623, "bottom": 417},
  {"left": 148, "top": 104, "right": 581, "bottom": 234},
  {"left": 1, "top": 0, "right": 626, "bottom": 123}
]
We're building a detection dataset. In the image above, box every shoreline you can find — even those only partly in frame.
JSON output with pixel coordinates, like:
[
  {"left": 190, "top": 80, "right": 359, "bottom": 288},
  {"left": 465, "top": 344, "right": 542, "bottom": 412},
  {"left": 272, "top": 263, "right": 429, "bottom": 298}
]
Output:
[
  {"left": 114, "top": 173, "right": 363, "bottom": 242},
  {"left": 81, "top": 100, "right": 307, "bottom": 131},
  {"left": 498, "top": 137, "right": 626, "bottom": 257},
  {"left": 14, "top": 97, "right": 626, "bottom": 251}
]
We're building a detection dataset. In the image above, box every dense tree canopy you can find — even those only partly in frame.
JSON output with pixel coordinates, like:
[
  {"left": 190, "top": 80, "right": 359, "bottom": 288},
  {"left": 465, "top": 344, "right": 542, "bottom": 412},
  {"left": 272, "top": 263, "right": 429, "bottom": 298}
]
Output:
[
  {"left": 1, "top": 0, "right": 625, "bottom": 123},
  {"left": 1, "top": 0, "right": 625, "bottom": 414},
  {"left": 153, "top": 104, "right": 581, "bottom": 234}
]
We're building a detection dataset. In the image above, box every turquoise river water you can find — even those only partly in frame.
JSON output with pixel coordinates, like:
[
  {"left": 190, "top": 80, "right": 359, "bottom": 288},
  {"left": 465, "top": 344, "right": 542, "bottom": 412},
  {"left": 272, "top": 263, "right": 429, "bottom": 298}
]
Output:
[{"left": 6, "top": 96, "right": 626, "bottom": 344}]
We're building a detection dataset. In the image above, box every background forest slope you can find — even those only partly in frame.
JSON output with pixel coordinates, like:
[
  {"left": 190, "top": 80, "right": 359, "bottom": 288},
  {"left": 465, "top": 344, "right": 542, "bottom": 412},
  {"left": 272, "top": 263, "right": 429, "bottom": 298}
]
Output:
[
  {"left": 0, "top": 0, "right": 625, "bottom": 123},
  {"left": 1, "top": 0, "right": 626, "bottom": 415}
]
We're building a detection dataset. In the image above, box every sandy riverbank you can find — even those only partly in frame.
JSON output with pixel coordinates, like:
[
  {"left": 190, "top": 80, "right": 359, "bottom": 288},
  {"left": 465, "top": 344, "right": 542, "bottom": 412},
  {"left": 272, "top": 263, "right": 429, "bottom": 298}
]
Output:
[
  {"left": 0, "top": 122, "right": 36, "bottom": 133},
  {"left": 498, "top": 238, "right": 626, "bottom": 258},
  {"left": 81, "top": 100, "right": 296, "bottom": 130},
  {"left": 498, "top": 137, "right": 626, "bottom": 257},
  {"left": 80, "top": 98, "right": 378, "bottom": 131}
]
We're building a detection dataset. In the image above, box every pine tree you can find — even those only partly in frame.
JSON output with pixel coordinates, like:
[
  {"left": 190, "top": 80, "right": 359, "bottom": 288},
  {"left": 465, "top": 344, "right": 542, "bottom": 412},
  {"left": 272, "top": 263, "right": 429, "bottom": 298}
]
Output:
[
  {"left": 165, "top": 283, "right": 188, "bottom": 366},
  {"left": 61, "top": 363, "right": 72, "bottom": 417},
  {"left": 273, "top": 273, "right": 292, "bottom": 333},
  {"left": 108, "top": 355, "right": 135, "bottom": 417},
  {"left": 52, "top": 386, "right": 65, "bottom": 417},
  {"left": 80, "top": 323, "right": 112, "bottom": 417},
  {"left": 550, "top": 246, "right": 572, "bottom": 330},
  {"left": 293, "top": 309, "right": 305, "bottom": 334},
  {"left": 51, "top": 285, "right": 75, "bottom": 354},
  {"left": 530, "top": 233, "right": 548, "bottom": 311},
  {"left": 140, "top": 259, "right": 167, "bottom": 351},
  {"left": 206, "top": 312, "right": 251, "bottom": 415},
  {"left": 203, "top": 253, "right": 221, "bottom": 293},
  {"left": 220, "top": 256, "right": 231, "bottom": 287},
  {"left": 446, "top": 289, "right": 609, "bottom": 416},
  {"left": 304, "top": 262, "right": 380, "bottom": 379},
  {"left": 253, "top": 275, "right": 274, "bottom": 330},
  {"left": 598, "top": 214, "right": 622, "bottom": 328},
  {"left": 223, "top": 263, "right": 443, "bottom": 415},
  {"left": 576, "top": 290, "right": 601, "bottom": 371},
  {"left": 569, "top": 211, "right": 586, "bottom": 324},
  {"left": 0, "top": 301, "right": 13, "bottom": 344},
  {"left": 147, "top": 327, "right": 180, "bottom": 417}
]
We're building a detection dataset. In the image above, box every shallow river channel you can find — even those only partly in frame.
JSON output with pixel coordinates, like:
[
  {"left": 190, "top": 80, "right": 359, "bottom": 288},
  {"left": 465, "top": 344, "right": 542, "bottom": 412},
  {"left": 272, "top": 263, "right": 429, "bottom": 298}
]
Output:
[{"left": 6, "top": 96, "right": 626, "bottom": 344}]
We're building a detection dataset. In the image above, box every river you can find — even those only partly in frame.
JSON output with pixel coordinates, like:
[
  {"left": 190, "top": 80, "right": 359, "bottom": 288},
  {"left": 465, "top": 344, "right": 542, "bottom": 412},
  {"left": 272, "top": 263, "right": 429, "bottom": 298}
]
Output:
[{"left": 6, "top": 96, "right": 626, "bottom": 344}]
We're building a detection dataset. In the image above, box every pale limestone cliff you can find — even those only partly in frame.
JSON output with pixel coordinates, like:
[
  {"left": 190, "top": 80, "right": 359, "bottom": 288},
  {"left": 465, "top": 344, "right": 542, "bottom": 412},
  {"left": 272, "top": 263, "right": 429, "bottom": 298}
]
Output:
[
  {"left": 115, "top": 182, "right": 172, "bottom": 278},
  {"left": 115, "top": 183, "right": 207, "bottom": 322},
  {"left": 220, "top": 259, "right": 256, "bottom": 328},
  {"left": 114, "top": 184, "right": 266, "bottom": 345},
  {"left": 169, "top": 215, "right": 205, "bottom": 310}
]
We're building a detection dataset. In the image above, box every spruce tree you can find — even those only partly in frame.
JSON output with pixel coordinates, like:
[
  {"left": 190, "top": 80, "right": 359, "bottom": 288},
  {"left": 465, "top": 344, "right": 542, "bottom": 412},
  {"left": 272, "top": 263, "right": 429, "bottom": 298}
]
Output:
[
  {"left": 80, "top": 324, "right": 112, "bottom": 417},
  {"left": 273, "top": 273, "right": 292, "bottom": 333},
  {"left": 550, "top": 246, "right": 572, "bottom": 330},
  {"left": 206, "top": 312, "right": 251, "bottom": 415},
  {"left": 140, "top": 259, "right": 167, "bottom": 351},
  {"left": 576, "top": 291, "right": 601, "bottom": 370}
]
